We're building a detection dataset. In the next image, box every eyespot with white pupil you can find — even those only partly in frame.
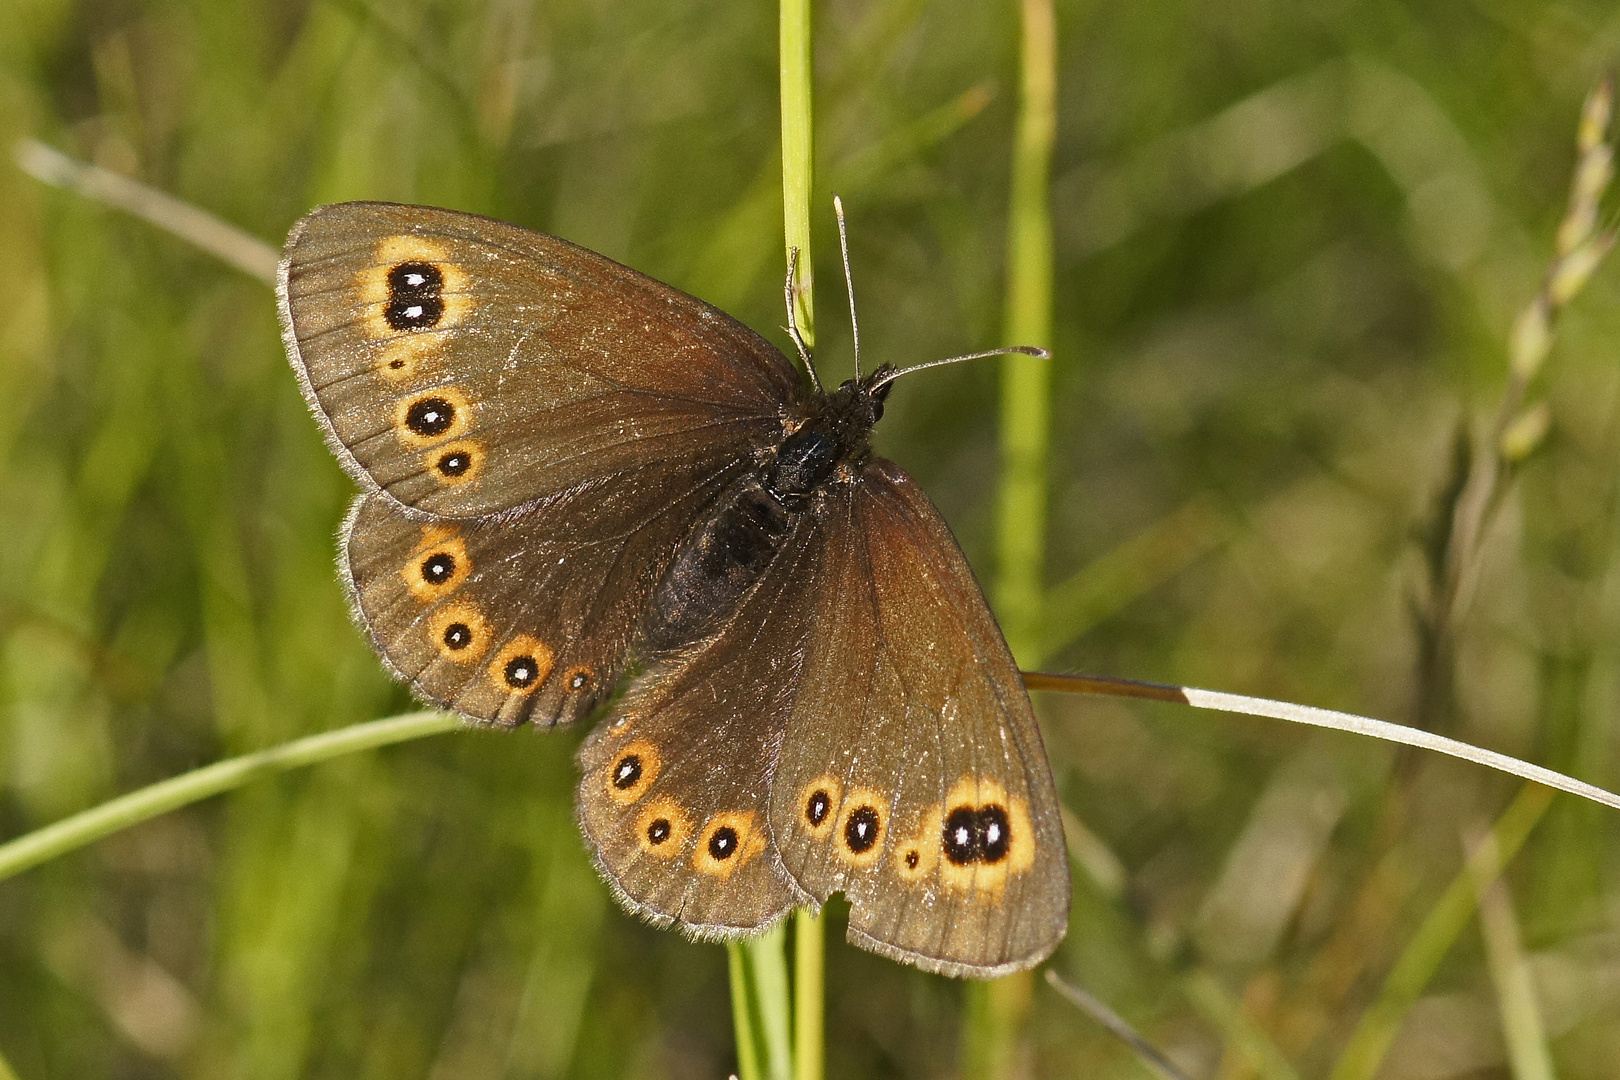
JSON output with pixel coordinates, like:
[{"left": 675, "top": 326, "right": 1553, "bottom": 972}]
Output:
[
  {"left": 406, "top": 397, "right": 455, "bottom": 438},
  {"left": 708, "top": 826, "right": 738, "bottom": 861},
  {"left": 385, "top": 261, "right": 444, "bottom": 331},
  {"left": 567, "top": 668, "right": 591, "bottom": 692},
  {"left": 421, "top": 553, "right": 455, "bottom": 584},
  {"left": 612, "top": 755, "right": 642, "bottom": 791},
  {"left": 843, "top": 805, "right": 880, "bottom": 854},
  {"left": 442, "top": 622, "right": 472, "bottom": 650},
  {"left": 503, "top": 655, "right": 539, "bottom": 689},
  {"left": 943, "top": 806, "right": 979, "bottom": 865},
  {"left": 805, "top": 790, "right": 831, "bottom": 827},
  {"left": 437, "top": 449, "right": 471, "bottom": 476},
  {"left": 646, "top": 818, "right": 672, "bottom": 845},
  {"left": 941, "top": 803, "right": 1012, "bottom": 865}
]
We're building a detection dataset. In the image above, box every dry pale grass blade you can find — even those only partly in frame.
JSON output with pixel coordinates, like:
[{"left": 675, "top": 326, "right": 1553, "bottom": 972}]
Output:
[
  {"left": 1045, "top": 971, "right": 1194, "bottom": 1080},
  {"left": 1022, "top": 673, "right": 1620, "bottom": 813},
  {"left": 14, "top": 139, "right": 279, "bottom": 286}
]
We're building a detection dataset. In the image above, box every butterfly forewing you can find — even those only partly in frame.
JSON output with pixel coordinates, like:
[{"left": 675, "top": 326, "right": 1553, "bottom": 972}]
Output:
[
  {"left": 279, "top": 202, "right": 801, "bottom": 518},
  {"left": 766, "top": 462, "right": 1069, "bottom": 977}
]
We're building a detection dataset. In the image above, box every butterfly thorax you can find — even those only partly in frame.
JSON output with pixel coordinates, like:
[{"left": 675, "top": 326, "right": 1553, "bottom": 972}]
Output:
[{"left": 642, "top": 365, "right": 895, "bottom": 653}]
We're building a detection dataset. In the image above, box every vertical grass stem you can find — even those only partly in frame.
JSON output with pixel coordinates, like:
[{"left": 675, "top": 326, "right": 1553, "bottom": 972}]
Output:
[{"left": 973, "top": 0, "right": 1057, "bottom": 1076}]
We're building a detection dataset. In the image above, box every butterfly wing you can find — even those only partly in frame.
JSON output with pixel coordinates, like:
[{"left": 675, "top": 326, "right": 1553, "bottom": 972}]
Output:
[
  {"left": 574, "top": 508, "right": 823, "bottom": 935},
  {"left": 766, "top": 460, "right": 1069, "bottom": 978},
  {"left": 577, "top": 461, "right": 1068, "bottom": 967},
  {"left": 341, "top": 441, "right": 760, "bottom": 727},
  {"left": 279, "top": 202, "right": 802, "bottom": 518}
]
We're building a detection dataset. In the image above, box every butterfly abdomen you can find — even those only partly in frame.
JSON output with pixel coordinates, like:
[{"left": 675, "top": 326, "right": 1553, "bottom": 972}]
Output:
[{"left": 643, "top": 475, "right": 799, "bottom": 652}]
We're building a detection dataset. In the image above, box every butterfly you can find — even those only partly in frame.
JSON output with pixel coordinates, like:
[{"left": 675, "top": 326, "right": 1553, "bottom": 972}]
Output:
[{"left": 276, "top": 201, "right": 1069, "bottom": 977}]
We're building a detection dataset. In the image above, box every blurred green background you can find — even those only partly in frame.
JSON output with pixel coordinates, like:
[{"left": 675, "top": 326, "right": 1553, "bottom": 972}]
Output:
[{"left": 3, "top": 0, "right": 1620, "bottom": 1077}]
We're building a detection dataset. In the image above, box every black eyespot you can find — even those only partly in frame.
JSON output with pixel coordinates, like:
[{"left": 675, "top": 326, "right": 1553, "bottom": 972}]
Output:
[
  {"left": 844, "top": 805, "right": 881, "bottom": 853},
  {"left": 388, "top": 358, "right": 405, "bottom": 369},
  {"left": 977, "top": 805, "right": 1010, "bottom": 864},
  {"left": 708, "top": 826, "right": 739, "bottom": 861},
  {"left": 441, "top": 622, "right": 472, "bottom": 650},
  {"left": 904, "top": 849, "right": 919, "bottom": 869},
  {"left": 385, "top": 262, "right": 445, "bottom": 330},
  {"left": 612, "top": 755, "right": 642, "bottom": 791},
  {"left": 567, "top": 669, "right": 591, "bottom": 691},
  {"left": 421, "top": 553, "right": 456, "bottom": 584},
  {"left": 436, "top": 449, "right": 472, "bottom": 477},
  {"left": 503, "top": 655, "right": 539, "bottom": 689},
  {"left": 389, "top": 262, "right": 443, "bottom": 293},
  {"left": 805, "top": 790, "right": 831, "bottom": 827},
  {"left": 405, "top": 397, "right": 455, "bottom": 437},
  {"left": 942, "top": 806, "right": 979, "bottom": 865},
  {"left": 646, "top": 818, "right": 672, "bottom": 845}
]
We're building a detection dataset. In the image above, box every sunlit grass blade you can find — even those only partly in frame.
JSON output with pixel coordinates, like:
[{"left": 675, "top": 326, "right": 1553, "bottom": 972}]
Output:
[
  {"left": 0, "top": 712, "right": 458, "bottom": 883},
  {"left": 15, "top": 139, "right": 279, "bottom": 285},
  {"left": 1022, "top": 672, "right": 1620, "bottom": 812}
]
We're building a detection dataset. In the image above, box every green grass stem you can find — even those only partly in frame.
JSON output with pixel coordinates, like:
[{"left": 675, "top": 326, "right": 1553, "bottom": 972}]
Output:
[
  {"left": 1470, "top": 827, "right": 1557, "bottom": 1080},
  {"left": 794, "top": 908, "right": 825, "bottom": 1080},
  {"left": 729, "top": 944, "right": 765, "bottom": 1080},
  {"left": 0, "top": 712, "right": 458, "bottom": 884},
  {"left": 749, "top": 925, "right": 795, "bottom": 1080},
  {"left": 1327, "top": 783, "right": 1555, "bottom": 1080},
  {"left": 971, "top": 0, "right": 1057, "bottom": 1075},
  {"left": 779, "top": 0, "right": 816, "bottom": 348}
]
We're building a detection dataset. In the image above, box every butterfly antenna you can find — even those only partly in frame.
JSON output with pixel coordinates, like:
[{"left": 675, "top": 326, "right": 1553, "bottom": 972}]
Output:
[
  {"left": 784, "top": 247, "right": 823, "bottom": 392},
  {"left": 834, "top": 195, "right": 862, "bottom": 379},
  {"left": 868, "top": 345, "right": 1050, "bottom": 391}
]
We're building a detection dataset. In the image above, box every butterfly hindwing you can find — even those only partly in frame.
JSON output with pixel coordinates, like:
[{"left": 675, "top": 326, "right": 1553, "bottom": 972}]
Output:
[
  {"left": 574, "top": 515, "right": 823, "bottom": 935},
  {"left": 766, "top": 462, "right": 1070, "bottom": 977},
  {"left": 279, "top": 202, "right": 802, "bottom": 518},
  {"left": 343, "top": 448, "right": 752, "bottom": 727}
]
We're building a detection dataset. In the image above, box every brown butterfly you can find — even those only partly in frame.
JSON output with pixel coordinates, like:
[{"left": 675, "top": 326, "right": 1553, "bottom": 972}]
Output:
[{"left": 277, "top": 201, "right": 1069, "bottom": 977}]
